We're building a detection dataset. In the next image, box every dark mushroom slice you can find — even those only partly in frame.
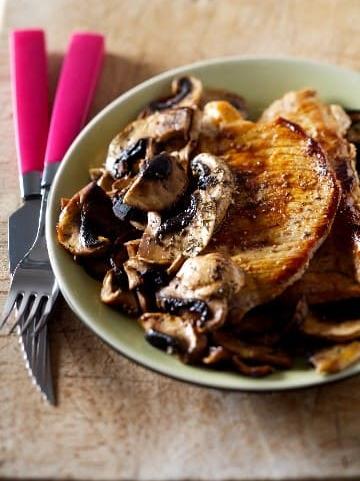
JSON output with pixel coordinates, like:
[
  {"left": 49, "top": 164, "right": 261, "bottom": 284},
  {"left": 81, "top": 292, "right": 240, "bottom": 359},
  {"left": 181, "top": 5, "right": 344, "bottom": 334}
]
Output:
[
  {"left": 157, "top": 253, "right": 244, "bottom": 332},
  {"left": 201, "top": 88, "right": 248, "bottom": 118},
  {"left": 76, "top": 255, "right": 111, "bottom": 281},
  {"left": 140, "top": 76, "right": 203, "bottom": 117},
  {"left": 101, "top": 268, "right": 139, "bottom": 315},
  {"left": 212, "top": 331, "right": 292, "bottom": 369},
  {"left": 137, "top": 153, "right": 235, "bottom": 265},
  {"left": 123, "top": 152, "right": 188, "bottom": 211},
  {"left": 310, "top": 341, "right": 360, "bottom": 374},
  {"left": 57, "top": 182, "right": 121, "bottom": 256},
  {"left": 139, "top": 311, "right": 207, "bottom": 363},
  {"left": 112, "top": 195, "right": 147, "bottom": 231},
  {"left": 105, "top": 108, "right": 195, "bottom": 178},
  {"left": 293, "top": 297, "right": 360, "bottom": 342},
  {"left": 89, "top": 167, "right": 115, "bottom": 192},
  {"left": 124, "top": 239, "right": 142, "bottom": 258},
  {"left": 124, "top": 258, "right": 169, "bottom": 310},
  {"left": 232, "top": 357, "right": 275, "bottom": 377},
  {"left": 202, "top": 346, "right": 232, "bottom": 365},
  {"left": 145, "top": 328, "right": 179, "bottom": 353}
]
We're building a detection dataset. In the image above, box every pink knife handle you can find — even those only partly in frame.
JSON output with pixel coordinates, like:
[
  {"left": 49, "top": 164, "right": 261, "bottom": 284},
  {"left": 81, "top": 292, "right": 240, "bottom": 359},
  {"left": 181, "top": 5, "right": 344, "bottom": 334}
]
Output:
[
  {"left": 44, "top": 33, "right": 104, "bottom": 165},
  {"left": 10, "top": 30, "right": 49, "bottom": 175}
]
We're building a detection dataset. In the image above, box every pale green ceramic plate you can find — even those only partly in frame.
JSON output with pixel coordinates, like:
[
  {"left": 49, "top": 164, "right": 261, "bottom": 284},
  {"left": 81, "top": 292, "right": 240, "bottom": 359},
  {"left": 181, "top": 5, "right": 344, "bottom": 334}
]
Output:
[{"left": 47, "top": 57, "right": 360, "bottom": 391}]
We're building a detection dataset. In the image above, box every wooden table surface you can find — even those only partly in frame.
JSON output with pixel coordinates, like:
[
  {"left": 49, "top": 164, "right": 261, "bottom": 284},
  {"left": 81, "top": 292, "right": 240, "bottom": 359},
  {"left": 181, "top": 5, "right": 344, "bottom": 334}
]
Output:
[{"left": 1, "top": 1, "right": 360, "bottom": 480}]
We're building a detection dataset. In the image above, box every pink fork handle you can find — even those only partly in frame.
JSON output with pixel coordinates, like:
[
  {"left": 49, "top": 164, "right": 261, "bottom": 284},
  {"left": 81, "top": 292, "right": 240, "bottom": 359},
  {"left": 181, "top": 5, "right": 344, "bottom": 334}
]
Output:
[
  {"left": 10, "top": 30, "right": 49, "bottom": 175},
  {"left": 44, "top": 32, "right": 104, "bottom": 165}
]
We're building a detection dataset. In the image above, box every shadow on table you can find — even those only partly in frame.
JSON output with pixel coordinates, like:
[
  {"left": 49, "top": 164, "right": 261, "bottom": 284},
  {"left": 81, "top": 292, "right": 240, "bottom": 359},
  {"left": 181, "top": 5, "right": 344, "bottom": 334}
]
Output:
[{"left": 47, "top": 52, "right": 159, "bottom": 117}]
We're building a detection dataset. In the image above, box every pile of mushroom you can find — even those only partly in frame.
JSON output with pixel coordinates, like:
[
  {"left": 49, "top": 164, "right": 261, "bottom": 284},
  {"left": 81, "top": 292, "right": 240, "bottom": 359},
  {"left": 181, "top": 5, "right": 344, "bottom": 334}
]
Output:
[{"left": 57, "top": 76, "right": 255, "bottom": 368}]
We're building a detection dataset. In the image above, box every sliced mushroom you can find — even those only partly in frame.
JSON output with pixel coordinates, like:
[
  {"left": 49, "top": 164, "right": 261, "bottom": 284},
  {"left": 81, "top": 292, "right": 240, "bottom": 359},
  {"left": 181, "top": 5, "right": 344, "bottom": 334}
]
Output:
[
  {"left": 60, "top": 197, "right": 70, "bottom": 210},
  {"left": 123, "top": 258, "right": 151, "bottom": 290},
  {"left": 123, "top": 152, "right": 188, "bottom": 211},
  {"left": 140, "top": 312, "right": 207, "bottom": 362},
  {"left": 212, "top": 331, "right": 292, "bottom": 369},
  {"left": 77, "top": 255, "right": 111, "bottom": 281},
  {"left": 232, "top": 357, "right": 274, "bottom": 377},
  {"left": 101, "top": 268, "right": 139, "bottom": 314},
  {"left": 157, "top": 253, "right": 245, "bottom": 332},
  {"left": 310, "top": 341, "right": 360, "bottom": 374},
  {"left": 293, "top": 298, "right": 360, "bottom": 342},
  {"left": 137, "top": 153, "right": 235, "bottom": 265},
  {"left": 57, "top": 182, "right": 121, "bottom": 256},
  {"left": 201, "top": 89, "right": 248, "bottom": 118},
  {"left": 112, "top": 195, "right": 147, "bottom": 230},
  {"left": 89, "top": 167, "right": 115, "bottom": 192},
  {"left": 140, "top": 76, "right": 203, "bottom": 116},
  {"left": 106, "top": 108, "right": 194, "bottom": 178},
  {"left": 202, "top": 346, "right": 232, "bottom": 365},
  {"left": 124, "top": 239, "right": 142, "bottom": 258}
]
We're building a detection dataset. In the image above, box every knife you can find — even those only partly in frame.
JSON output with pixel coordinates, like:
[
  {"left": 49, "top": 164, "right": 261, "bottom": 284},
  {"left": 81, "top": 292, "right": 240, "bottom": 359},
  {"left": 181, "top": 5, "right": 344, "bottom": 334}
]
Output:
[
  {"left": 9, "top": 30, "right": 54, "bottom": 402},
  {"left": 9, "top": 30, "right": 49, "bottom": 273}
]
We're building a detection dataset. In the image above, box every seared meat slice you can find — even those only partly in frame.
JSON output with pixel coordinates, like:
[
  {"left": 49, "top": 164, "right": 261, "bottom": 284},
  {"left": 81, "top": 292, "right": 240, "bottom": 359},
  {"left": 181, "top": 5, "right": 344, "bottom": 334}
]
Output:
[
  {"left": 261, "top": 89, "right": 360, "bottom": 302},
  {"left": 198, "top": 102, "right": 340, "bottom": 319}
]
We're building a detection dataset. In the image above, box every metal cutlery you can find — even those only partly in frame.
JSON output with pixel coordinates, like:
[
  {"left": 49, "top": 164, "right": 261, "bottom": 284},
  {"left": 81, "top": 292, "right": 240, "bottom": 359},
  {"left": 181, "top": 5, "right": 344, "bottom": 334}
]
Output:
[
  {"left": 3, "top": 31, "right": 104, "bottom": 403},
  {"left": 7, "top": 29, "right": 54, "bottom": 403}
]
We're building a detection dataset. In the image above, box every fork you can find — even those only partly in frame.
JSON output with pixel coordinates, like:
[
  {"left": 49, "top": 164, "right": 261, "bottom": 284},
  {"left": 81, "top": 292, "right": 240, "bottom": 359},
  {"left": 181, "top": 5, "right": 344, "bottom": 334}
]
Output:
[
  {"left": 1, "top": 32, "right": 104, "bottom": 334},
  {"left": 1, "top": 183, "right": 60, "bottom": 334}
]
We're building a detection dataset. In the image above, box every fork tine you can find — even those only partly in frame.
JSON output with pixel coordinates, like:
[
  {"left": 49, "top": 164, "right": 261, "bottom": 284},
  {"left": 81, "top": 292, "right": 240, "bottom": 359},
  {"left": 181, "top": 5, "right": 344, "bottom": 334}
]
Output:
[
  {"left": 33, "top": 298, "right": 52, "bottom": 335},
  {"left": 0, "top": 289, "right": 20, "bottom": 329},
  {"left": 20, "top": 295, "right": 45, "bottom": 335},
  {"left": 9, "top": 292, "right": 33, "bottom": 334}
]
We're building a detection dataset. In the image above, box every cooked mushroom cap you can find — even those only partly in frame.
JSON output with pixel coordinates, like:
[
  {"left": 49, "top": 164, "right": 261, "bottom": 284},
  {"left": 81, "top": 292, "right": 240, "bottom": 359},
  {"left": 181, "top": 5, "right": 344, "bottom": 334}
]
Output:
[
  {"left": 310, "top": 341, "right": 360, "bottom": 374},
  {"left": 232, "top": 357, "right": 274, "bottom": 377},
  {"left": 137, "top": 153, "right": 235, "bottom": 265},
  {"left": 106, "top": 108, "right": 194, "bottom": 178},
  {"left": 57, "top": 182, "right": 118, "bottom": 256},
  {"left": 101, "top": 268, "right": 139, "bottom": 314},
  {"left": 123, "top": 152, "right": 188, "bottom": 211},
  {"left": 140, "top": 76, "right": 203, "bottom": 116},
  {"left": 213, "top": 331, "right": 292, "bottom": 369},
  {"left": 140, "top": 312, "right": 207, "bottom": 362},
  {"left": 201, "top": 90, "right": 248, "bottom": 118},
  {"left": 294, "top": 298, "right": 360, "bottom": 342},
  {"left": 157, "top": 253, "right": 245, "bottom": 331},
  {"left": 89, "top": 167, "right": 115, "bottom": 192}
]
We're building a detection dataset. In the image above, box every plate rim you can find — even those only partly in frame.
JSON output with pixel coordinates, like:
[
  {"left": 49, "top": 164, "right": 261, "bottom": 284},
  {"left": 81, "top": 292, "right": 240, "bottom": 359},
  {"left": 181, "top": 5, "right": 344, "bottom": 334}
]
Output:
[{"left": 46, "top": 55, "right": 360, "bottom": 391}]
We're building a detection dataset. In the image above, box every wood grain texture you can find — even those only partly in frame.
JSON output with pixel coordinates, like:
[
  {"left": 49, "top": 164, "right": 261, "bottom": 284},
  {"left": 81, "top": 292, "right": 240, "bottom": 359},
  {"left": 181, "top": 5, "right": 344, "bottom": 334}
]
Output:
[{"left": 1, "top": 0, "right": 360, "bottom": 479}]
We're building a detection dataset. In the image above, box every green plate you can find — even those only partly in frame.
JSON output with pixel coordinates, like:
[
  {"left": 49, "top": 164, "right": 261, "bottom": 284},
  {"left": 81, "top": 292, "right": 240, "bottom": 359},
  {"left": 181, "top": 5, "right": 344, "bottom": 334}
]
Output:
[{"left": 46, "top": 57, "right": 360, "bottom": 391}]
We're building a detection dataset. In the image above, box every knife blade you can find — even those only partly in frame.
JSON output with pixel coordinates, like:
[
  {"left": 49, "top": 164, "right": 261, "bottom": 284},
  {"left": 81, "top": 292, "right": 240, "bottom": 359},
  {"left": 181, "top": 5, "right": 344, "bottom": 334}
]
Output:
[{"left": 9, "top": 30, "right": 54, "bottom": 403}]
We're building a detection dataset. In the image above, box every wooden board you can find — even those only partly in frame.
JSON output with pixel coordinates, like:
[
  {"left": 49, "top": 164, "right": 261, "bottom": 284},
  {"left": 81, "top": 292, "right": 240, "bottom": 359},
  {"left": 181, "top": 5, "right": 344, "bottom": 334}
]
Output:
[{"left": 1, "top": 0, "right": 360, "bottom": 479}]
